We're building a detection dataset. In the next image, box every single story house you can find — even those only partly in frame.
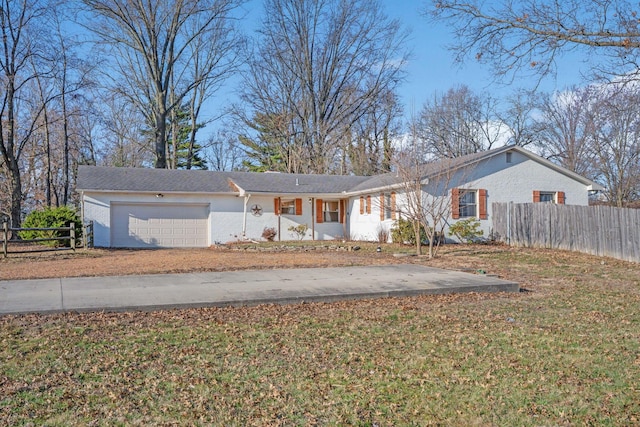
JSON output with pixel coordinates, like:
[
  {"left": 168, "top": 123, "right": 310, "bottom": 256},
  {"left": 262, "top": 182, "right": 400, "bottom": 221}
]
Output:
[{"left": 76, "top": 146, "right": 603, "bottom": 248}]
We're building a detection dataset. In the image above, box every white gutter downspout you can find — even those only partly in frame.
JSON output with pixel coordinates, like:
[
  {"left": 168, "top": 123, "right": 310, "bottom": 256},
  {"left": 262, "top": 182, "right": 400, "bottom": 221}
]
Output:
[{"left": 242, "top": 193, "right": 251, "bottom": 240}]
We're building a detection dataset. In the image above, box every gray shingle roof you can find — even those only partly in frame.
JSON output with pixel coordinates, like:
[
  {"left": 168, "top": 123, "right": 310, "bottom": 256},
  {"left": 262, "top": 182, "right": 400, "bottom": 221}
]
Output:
[
  {"left": 76, "top": 166, "right": 236, "bottom": 193},
  {"left": 76, "top": 166, "right": 370, "bottom": 195},
  {"left": 77, "top": 146, "right": 603, "bottom": 196},
  {"left": 225, "top": 171, "right": 369, "bottom": 194}
]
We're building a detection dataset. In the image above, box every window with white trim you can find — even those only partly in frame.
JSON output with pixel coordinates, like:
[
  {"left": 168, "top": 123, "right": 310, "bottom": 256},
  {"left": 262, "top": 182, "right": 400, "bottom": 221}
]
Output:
[
  {"left": 533, "top": 190, "right": 565, "bottom": 204},
  {"left": 539, "top": 192, "right": 555, "bottom": 203},
  {"left": 384, "top": 193, "right": 392, "bottom": 220},
  {"left": 323, "top": 201, "right": 339, "bottom": 222},
  {"left": 459, "top": 190, "right": 477, "bottom": 218},
  {"left": 280, "top": 199, "right": 296, "bottom": 214}
]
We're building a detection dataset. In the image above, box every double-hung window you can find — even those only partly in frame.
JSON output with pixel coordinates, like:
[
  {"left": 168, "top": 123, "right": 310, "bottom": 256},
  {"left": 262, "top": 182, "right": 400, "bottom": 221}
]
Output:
[
  {"left": 459, "top": 190, "right": 477, "bottom": 217},
  {"left": 533, "top": 191, "right": 565, "bottom": 204},
  {"left": 323, "top": 201, "right": 340, "bottom": 222},
  {"left": 315, "top": 199, "right": 346, "bottom": 223},
  {"left": 452, "top": 188, "right": 487, "bottom": 220},
  {"left": 379, "top": 192, "right": 396, "bottom": 221},
  {"left": 280, "top": 199, "right": 296, "bottom": 214},
  {"left": 275, "top": 198, "right": 303, "bottom": 215},
  {"left": 359, "top": 195, "right": 372, "bottom": 215}
]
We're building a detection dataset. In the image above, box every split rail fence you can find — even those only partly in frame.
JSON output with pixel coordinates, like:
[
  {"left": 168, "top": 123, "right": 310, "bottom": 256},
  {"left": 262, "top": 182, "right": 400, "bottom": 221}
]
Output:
[
  {"left": 2, "top": 221, "right": 94, "bottom": 258},
  {"left": 492, "top": 203, "right": 640, "bottom": 263}
]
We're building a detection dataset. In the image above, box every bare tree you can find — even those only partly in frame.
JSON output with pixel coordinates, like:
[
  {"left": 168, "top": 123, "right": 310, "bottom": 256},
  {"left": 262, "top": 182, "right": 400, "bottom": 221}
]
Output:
[
  {"left": 499, "top": 89, "right": 540, "bottom": 148},
  {"left": 393, "top": 135, "right": 467, "bottom": 258},
  {"left": 237, "top": 0, "right": 409, "bottom": 174},
  {"left": 417, "top": 85, "right": 502, "bottom": 159},
  {"left": 589, "top": 85, "right": 640, "bottom": 207},
  {"left": 348, "top": 90, "right": 403, "bottom": 176},
  {"left": 533, "top": 83, "right": 640, "bottom": 206},
  {"left": 82, "top": 0, "right": 243, "bottom": 169},
  {"left": 0, "top": 0, "right": 50, "bottom": 230},
  {"left": 429, "top": 0, "right": 640, "bottom": 83},
  {"left": 97, "top": 94, "right": 153, "bottom": 167},
  {"left": 207, "top": 129, "right": 245, "bottom": 171},
  {"left": 534, "top": 86, "right": 598, "bottom": 179}
]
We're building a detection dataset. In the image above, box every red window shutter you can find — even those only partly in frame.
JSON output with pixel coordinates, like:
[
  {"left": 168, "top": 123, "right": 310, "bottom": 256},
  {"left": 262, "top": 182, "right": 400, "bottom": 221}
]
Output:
[
  {"left": 366, "top": 195, "right": 371, "bottom": 214},
  {"left": 557, "top": 191, "right": 565, "bottom": 204},
  {"left": 391, "top": 192, "right": 397, "bottom": 220},
  {"left": 339, "top": 199, "right": 346, "bottom": 224},
  {"left": 274, "top": 198, "right": 280, "bottom": 215},
  {"left": 359, "top": 196, "right": 364, "bottom": 215},
  {"left": 478, "top": 189, "right": 487, "bottom": 220},
  {"left": 533, "top": 190, "right": 541, "bottom": 203},
  {"left": 316, "top": 199, "right": 323, "bottom": 223},
  {"left": 452, "top": 188, "right": 460, "bottom": 219},
  {"left": 295, "top": 198, "right": 302, "bottom": 215},
  {"left": 380, "top": 194, "right": 385, "bottom": 221}
]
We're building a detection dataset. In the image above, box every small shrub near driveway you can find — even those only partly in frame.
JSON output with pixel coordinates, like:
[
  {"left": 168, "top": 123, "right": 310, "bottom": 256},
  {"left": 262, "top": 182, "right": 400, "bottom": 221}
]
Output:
[
  {"left": 449, "top": 218, "right": 484, "bottom": 243},
  {"left": 391, "top": 218, "right": 427, "bottom": 245},
  {"left": 19, "top": 206, "right": 82, "bottom": 247},
  {"left": 262, "top": 226, "right": 277, "bottom": 241}
]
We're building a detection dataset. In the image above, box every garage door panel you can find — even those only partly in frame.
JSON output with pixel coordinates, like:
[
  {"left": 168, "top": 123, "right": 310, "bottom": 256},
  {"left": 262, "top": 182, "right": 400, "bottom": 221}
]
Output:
[{"left": 111, "top": 203, "right": 209, "bottom": 248}]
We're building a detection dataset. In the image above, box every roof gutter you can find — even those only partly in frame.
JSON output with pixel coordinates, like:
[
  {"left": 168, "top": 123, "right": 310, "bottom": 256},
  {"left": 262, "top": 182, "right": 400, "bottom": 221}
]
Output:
[{"left": 77, "top": 189, "right": 238, "bottom": 196}]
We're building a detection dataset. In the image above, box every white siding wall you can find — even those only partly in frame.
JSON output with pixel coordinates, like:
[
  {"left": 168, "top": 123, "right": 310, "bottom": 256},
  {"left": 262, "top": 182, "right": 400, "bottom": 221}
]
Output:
[
  {"left": 349, "top": 196, "right": 377, "bottom": 241},
  {"left": 82, "top": 152, "right": 594, "bottom": 247},
  {"left": 82, "top": 192, "right": 349, "bottom": 247},
  {"left": 83, "top": 192, "right": 224, "bottom": 247},
  {"left": 420, "top": 151, "right": 592, "bottom": 238},
  {"left": 349, "top": 193, "right": 398, "bottom": 243}
]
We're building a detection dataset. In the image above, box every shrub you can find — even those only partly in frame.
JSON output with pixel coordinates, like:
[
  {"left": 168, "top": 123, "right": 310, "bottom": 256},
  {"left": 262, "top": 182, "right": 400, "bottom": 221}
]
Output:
[
  {"left": 376, "top": 226, "right": 389, "bottom": 244},
  {"left": 391, "top": 218, "right": 427, "bottom": 245},
  {"left": 19, "top": 206, "right": 82, "bottom": 247},
  {"left": 261, "top": 226, "right": 277, "bottom": 241},
  {"left": 448, "top": 218, "right": 484, "bottom": 243},
  {"left": 287, "top": 224, "right": 308, "bottom": 240}
]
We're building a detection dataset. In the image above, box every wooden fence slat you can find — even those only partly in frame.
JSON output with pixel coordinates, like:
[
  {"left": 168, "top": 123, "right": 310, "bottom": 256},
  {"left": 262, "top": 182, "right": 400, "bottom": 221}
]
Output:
[{"left": 492, "top": 202, "right": 640, "bottom": 263}]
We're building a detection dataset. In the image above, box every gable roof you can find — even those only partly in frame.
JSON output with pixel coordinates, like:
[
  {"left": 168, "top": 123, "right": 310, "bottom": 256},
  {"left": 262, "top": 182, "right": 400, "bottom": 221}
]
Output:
[
  {"left": 76, "top": 166, "right": 369, "bottom": 195},
  {"left": 76, "top": 166, "right": 236, "bottom": 193},
  {"left": 225, "top": 171, "right": 369, "bottom": 195},
  {"left": 350, "top": 145, "right": 604, "bottom": 193},
  {"left": 76, "top": 146, "right": 604, "bottom": 196}
]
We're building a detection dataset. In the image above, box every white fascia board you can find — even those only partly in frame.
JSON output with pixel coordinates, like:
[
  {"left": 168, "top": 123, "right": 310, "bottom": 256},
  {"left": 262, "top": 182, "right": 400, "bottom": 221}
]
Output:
[{"left": 79, "top": 189, "right": 237, "bottom": 197}]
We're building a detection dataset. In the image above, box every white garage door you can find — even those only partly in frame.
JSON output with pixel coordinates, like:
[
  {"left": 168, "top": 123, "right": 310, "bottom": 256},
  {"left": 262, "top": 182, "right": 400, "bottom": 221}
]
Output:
[{"left": 111, "top": 203, "right": 209, "bottom": 248}]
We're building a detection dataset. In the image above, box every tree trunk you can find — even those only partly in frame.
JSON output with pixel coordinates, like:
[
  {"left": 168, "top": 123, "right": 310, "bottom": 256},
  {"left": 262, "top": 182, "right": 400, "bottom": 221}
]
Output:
[
  {"left": 43, "top": 107, "right": 52, "bottom": 207},
  {"left": 155, "top": 112, "right": 167, "bottom": 169},
  {"left": 61, "top": 87, "right": 70, "bottom": 205},
  {"left": 8, "top": 159, "right": 22, "bottom": 234},
  {"left": 413, "top": 219, "right": 422, "bottom": 256},
  {"left": 5, "top": 81, "right": 22, "bottom": 233}
]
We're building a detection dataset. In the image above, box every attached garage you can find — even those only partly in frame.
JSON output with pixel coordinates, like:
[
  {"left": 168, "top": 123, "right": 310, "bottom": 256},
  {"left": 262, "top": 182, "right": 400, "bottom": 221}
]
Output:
[{"left": 111, "top": 203, "right": 209, "bottom": 248}]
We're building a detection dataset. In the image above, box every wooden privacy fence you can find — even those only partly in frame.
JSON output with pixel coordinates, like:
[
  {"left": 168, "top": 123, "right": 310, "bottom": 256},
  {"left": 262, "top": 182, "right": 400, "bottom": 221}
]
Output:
[
  {"left": 2, "top": 221, "right": 94, "bottom": 258},
  {"left": 492, "top": 203, "right": 640, "bottom": 263}
]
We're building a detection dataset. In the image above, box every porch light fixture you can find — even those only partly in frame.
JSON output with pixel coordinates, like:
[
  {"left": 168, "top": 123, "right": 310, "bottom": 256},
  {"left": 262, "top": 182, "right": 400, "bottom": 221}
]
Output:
[{"left": 156, "top": 193, "right": 164, "bottom": 198}]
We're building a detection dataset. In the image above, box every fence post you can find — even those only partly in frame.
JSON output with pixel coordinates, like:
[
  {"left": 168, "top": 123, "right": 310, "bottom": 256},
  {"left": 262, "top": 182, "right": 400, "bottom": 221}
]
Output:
[
  {"left": 70, "top": 222, "right": 76, "bottom": 252},
  {"left": 83, "top": 221, "right": 93, "bottom": 248},
  {"left": 506, "top": 202, "right": 512, "bottom": 245},
  {"left": 2, "top": 221, "right": 7, "bottom": 258}
]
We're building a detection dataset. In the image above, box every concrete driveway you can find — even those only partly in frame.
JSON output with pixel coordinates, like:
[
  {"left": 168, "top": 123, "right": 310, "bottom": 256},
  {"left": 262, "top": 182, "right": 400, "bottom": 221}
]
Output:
[{"left": 0, "top": 264, "right": 519, "bottom": 315}]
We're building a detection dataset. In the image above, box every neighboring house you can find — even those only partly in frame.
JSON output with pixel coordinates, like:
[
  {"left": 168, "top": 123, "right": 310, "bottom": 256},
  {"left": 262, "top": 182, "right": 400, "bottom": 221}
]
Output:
[{"left": 76, "top": 146, "right": 603, "bottom": 248}]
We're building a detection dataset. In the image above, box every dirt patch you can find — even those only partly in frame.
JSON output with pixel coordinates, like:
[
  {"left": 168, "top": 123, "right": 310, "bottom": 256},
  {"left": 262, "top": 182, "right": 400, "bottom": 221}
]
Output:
[
  {"left": 0, "top": 242, "right": 432, "bottom": 281},
  {"left": 1, "top": 241, "right": 596, "bottom": 288}
]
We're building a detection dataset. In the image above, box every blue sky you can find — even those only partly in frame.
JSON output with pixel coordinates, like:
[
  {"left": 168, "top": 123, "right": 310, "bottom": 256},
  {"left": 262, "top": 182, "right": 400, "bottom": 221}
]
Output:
[
  {"left": 214, "top": 0, "right": 592, "bottom": 133},
  {"left": 385, "top": 1, "right": 591, "bottom": 107}
]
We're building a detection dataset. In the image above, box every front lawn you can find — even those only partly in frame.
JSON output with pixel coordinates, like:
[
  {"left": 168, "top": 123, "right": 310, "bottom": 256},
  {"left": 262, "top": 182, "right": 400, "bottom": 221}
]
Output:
[{"left": 1, "top": 248, "right": 639, "bottom": 425}]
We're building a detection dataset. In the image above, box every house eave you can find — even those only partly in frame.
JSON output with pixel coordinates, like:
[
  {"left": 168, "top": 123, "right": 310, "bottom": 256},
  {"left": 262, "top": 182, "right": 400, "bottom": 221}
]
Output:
[{"left": 78, "top": 189, "right": 237, "bottom": 196}]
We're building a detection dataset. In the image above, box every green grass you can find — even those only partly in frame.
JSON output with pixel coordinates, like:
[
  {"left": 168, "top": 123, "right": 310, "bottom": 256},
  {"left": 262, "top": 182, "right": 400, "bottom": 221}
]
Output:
[{"left": 2, "top": 248, "right": 640, "bottom": 425}]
